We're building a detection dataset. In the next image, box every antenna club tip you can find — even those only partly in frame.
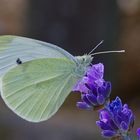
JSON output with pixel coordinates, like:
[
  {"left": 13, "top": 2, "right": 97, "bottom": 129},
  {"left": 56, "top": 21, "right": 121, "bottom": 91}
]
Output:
[
  {"left": 100, "top": 40, "right": 104, "bottom": 44},
  {"left": 121, "top": 50, "right": 125, "bottom": 52}
]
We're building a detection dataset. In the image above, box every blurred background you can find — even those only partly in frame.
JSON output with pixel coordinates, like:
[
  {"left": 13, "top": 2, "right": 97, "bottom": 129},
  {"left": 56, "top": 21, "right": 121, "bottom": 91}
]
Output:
[{"left": 0, "top": 0, "right": 140, "bottom": 139}]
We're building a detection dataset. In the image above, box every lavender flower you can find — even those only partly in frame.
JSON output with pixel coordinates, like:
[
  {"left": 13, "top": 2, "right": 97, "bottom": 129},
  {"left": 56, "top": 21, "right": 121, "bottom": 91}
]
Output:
[
  {"left": 86, "top": 63, "right": 104, "bottom": 87},
  {"left": 96, "top": 97, "right": 134, "bottom": 139},
  {"left": 73, "top": 63, "right": 104, "bottom": 93},
  {"left": 137, "top": 128, "right": 140, "bottom": 137},
  {"left": 73, "top": 63, "right": 111, "bottom": 110}
]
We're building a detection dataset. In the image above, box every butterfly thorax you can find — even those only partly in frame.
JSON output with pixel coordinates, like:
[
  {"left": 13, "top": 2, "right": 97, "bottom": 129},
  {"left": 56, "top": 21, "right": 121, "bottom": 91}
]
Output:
[{"left": 74, "top": 55, "right": 93, "bottom": 78}]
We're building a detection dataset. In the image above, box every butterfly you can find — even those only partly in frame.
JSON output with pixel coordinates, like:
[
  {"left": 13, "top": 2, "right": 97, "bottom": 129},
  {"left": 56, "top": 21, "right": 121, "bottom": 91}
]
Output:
[{"left": 0, "top": 35, "right": 124, "bottom": 122}]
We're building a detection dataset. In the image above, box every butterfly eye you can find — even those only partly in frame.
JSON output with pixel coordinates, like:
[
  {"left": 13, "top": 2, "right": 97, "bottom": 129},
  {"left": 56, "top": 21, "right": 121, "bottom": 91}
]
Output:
[
  {"left": 82, "top": 58, "right": 85, "bottom": 62},
  {"left": 16, "top": 58, "right": 22, "bottom": 65}
]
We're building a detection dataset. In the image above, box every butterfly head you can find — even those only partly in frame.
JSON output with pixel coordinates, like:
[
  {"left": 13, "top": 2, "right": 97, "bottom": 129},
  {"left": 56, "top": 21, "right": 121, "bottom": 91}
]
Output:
[
  {"left": 73, "top": 55, "right": 93, "bottom": 78},
  {"left": 76, "top": 55, "right": 93, "bottom": 67}
]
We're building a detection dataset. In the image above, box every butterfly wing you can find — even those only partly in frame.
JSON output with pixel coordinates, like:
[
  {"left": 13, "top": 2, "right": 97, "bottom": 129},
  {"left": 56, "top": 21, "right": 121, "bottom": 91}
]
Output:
[
  {"left": 0, "top": 35, "right": 77, "bottom": 77},
  {"left": 1, "top": 58, "right": 78, "bottom": 122}
]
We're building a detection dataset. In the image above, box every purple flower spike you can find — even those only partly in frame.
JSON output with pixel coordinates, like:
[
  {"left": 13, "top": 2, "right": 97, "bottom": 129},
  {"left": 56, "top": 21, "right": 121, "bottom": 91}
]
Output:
[
  {"left": 96, "top": 97, "right": 135, "bottom": 139},
  {"left": 137, "top": 128, "right": 140, "bottom": 137},
  {"left": 73, "top": 63, "right": 105, "bottom": 93},
  {"left": 73, "top": 63, "right": 112, "bottom": 110}
]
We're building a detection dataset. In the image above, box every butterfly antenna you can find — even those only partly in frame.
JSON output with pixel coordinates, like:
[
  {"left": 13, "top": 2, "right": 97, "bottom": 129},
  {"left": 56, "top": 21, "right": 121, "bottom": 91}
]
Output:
[
  {"left": 91, "top": 50, "right": 125, "bottom": 56},
  {"left": 88, "top": 40, "right": 104, "bottom": 55}
]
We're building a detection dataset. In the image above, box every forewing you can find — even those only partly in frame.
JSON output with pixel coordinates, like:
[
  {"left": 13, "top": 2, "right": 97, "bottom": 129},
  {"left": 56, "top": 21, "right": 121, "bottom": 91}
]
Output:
[
  {"left": 0, "top": 35, "right": 76, "bottom": 77},
  {"left": 1, "top": 58, "right": 78, "bottom": 122}
]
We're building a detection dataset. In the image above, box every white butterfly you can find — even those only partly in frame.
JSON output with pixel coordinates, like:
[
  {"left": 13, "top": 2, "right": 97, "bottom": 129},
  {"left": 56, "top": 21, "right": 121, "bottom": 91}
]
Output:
[{"left": 0, "top": 36, "right": 124, "bottom": 122}]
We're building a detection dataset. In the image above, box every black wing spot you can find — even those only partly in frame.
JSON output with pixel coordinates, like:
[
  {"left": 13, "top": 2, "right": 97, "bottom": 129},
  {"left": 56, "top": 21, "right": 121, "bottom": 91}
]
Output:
[{"left": 16, "top": 58, "right": 22, "bottom": 65}]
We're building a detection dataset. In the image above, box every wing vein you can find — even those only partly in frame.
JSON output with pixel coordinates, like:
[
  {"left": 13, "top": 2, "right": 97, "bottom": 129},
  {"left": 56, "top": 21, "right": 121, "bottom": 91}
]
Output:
[
  {"left": 13, "top": 89, "right": 36, "bottom": 110},
  {"left": 4, "top": 74, "right": 65, "bottom": 98},
  {"left": 40, "top": 74, "right": 71, "bottom": 120}
]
